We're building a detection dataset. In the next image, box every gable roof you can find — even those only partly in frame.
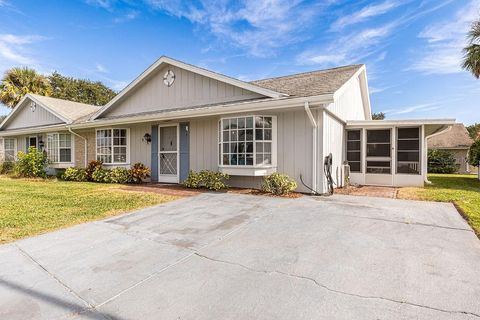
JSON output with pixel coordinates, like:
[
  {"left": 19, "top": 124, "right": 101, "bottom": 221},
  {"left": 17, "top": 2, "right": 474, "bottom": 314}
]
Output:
[
  {"left": 428, "top": 123, "right": 474, "bottom": 149},
  {"left": 0, "top": 94, "right": 100, "bottom": 130},
  {"left": 251, "top": 64, "right": 364, "bottom": 97},
  {"left": 91, "top": 56, "right": 287, "bottom": 120}
]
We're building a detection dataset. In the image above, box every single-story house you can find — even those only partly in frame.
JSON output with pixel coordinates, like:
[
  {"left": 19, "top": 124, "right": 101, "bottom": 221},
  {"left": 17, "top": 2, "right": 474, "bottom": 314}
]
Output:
[
  {"left": 0, "top": 56, "right": 455, "bottom": 193},
  {"left": 428, "top": 123, "right": 476, "bottom": 174}
]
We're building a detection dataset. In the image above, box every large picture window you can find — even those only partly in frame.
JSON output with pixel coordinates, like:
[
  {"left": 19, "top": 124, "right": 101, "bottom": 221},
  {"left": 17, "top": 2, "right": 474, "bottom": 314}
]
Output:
[
  {"left": 397, "top": 127, "right": 420, "bottom": 174},
  {"left": 346, "top": 130, "right": 361, "bottom": 172},
  {"left": 47, "top": 133, "right": 72, "bottom": 163},
  {"left": 96, "top": 129, "right": 128, "bottom": 164},
  {"left": 3, "top": 138, "right": 16, "bottom": 161},
  {"left": 218, "top": 116, "right": 274, "bottom": 167}
]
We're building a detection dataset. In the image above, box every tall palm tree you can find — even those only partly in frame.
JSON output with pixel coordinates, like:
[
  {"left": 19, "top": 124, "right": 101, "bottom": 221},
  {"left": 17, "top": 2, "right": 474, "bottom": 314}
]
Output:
[
  {"left": 0, "top": 67, "right": 52, "bottom": 108},
  {"left": 463, "top": 19, "right": 480, "bottom": 79}
]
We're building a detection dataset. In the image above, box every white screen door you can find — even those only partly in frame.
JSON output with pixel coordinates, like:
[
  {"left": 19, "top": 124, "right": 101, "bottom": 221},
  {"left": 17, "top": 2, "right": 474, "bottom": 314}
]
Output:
[{"left": 158, "top": 125, "right": 179, "bottom": 183}]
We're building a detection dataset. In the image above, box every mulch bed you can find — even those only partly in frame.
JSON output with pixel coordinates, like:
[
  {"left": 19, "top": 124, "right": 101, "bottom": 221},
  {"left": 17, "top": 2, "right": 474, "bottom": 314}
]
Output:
[{"left": 120, "top": 184, "right": 302, "bottom": 198}]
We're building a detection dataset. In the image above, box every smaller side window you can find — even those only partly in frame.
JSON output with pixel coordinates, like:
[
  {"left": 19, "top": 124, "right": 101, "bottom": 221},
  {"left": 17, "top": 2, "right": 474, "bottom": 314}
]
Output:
[
  {"left": 4, "top": 138, "right": 16, "bottom": 162},
  {"left": 346, "top": 130, "right": 361, "bottom": 172}
]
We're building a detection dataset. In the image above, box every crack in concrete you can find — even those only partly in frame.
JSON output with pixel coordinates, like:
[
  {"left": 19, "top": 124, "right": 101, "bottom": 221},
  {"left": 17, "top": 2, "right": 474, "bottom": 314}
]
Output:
[
  {"left": 15, "top": 244, "right": 114, "bottom": 320},
  {"left": 335, "top": 213, "right": 473, "bottom": 232},
  {"left": 194, "top": 252, "right": 480, "bottom": 318}
]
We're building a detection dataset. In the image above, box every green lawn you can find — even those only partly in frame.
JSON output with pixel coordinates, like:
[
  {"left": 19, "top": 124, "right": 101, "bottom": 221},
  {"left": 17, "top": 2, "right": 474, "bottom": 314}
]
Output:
[
  {"left": 0, "top": 176, "right": 178, "bottom": 243},
  {"left": 398, "top": 174, "right": 480, "bottom": 236}
]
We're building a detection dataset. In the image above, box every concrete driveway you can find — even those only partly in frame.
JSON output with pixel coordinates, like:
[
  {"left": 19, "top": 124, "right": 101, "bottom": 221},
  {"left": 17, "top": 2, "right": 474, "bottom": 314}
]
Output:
[{"left": 1, "top": 193, "right": 480, "bottom": 320}]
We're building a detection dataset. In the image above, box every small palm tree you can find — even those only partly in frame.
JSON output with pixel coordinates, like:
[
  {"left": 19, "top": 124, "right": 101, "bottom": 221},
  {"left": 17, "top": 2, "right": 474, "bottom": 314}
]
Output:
[
  {"left": 0, "top": 67, "right": 52, "bottom": 108},
  {"left": 463, "top": 19, "right": 480, "bottom": 78}
]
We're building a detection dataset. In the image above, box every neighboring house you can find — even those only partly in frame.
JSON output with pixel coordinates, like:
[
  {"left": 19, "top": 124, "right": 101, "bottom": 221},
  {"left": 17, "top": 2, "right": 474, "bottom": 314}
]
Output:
[
  {"left": 428, "top": 123, "right": 476, "bottom": 174},
  {"left": 0, "top": 56, "right": 454, "bottom": 193}
]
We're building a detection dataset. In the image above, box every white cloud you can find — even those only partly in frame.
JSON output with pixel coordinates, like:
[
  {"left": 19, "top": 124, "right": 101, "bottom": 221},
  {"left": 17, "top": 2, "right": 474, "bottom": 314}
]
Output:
[
  {"left": 113, "top": 10, "right": 139, "bottom": 23},
  {"left": 383, "top": 102, "right": 442, "bottom": 115},
  {"left": 85, "top": 0, "right": 116, "bottom": 10},
  {"left": 298, "top": 23, "right": 395, "bottom": 67},
  {"left": 330, "top": 0, "right": 402, "bottom": 31},
  {"left": 409, "top": 0, "right": 480, "bottom": 75},
  {"left": 95, "top": 63, "right": 107, "bottom": 73},
  {"left": 144, "top": 0, "right": 328, "bottom": 57},
  {"left": 0, "top": 34, "right": 46, "bottom": 65}
]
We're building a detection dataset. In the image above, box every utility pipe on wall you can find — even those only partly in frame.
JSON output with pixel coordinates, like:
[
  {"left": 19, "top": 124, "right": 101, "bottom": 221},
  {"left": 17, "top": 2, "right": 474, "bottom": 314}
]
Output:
[
  {"left": 304, "top": 101, "right": 318, "bottom": 194},
  {"left": 68, "top": 127, "right": 88, "bottom": 167}
]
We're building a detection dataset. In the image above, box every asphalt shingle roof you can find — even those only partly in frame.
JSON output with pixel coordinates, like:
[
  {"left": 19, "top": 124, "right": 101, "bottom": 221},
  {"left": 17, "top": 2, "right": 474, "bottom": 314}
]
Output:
[
  {"left": 250, "top": 64, "right": 364, "bottom": 97},
  {"left": 428, "top": 123, "right": 474, "bottom": 149},
  {"left": 29, "top": 94, "right": 101, "bottom": 123}
]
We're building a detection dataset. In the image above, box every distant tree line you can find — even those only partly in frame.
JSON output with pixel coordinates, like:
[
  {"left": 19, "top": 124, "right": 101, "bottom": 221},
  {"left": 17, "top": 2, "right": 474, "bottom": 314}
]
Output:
[{"left": 0, "top": 67, "right": 117, "bottom": 109}]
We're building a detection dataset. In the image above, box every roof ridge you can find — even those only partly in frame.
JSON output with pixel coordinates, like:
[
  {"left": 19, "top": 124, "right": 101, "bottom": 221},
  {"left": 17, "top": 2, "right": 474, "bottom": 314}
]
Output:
[
  {"left": 250, "top": 64, "right": 364, "bottom": 83},
  {"left": 29, "top": 93, "right": 101, "bottom": 108}
]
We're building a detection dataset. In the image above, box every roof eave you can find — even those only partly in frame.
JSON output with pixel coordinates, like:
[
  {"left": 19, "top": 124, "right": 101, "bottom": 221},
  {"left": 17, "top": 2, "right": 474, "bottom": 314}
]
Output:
[{"left": 71, "top": 94, "right": 334, "bottom": 129}]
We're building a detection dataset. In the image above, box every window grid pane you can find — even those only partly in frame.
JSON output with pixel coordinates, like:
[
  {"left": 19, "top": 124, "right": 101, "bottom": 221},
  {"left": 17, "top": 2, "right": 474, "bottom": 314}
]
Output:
[
  {"left": 4, "top": 138, "right": 16, "bottom": 161},
  {"left": 220, "top": 116, "right": 273, "bottom": 167},
  {"left": 97, "top": 129, "right": 127, "bottom": 164}
]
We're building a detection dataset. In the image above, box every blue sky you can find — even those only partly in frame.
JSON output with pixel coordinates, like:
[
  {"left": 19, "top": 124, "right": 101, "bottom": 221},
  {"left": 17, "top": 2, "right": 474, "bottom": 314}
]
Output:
[{"left": 0, "top": 0, "right": 479, "bottom": 124}]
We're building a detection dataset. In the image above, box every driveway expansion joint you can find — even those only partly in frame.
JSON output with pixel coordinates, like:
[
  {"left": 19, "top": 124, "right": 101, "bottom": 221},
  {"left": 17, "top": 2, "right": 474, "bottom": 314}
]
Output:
[
  {"left": 13, "top": 244, "right": 109, "bottom": 319},
  {"left": 194, "top": 252, "right": 480, "bottom": 318}
]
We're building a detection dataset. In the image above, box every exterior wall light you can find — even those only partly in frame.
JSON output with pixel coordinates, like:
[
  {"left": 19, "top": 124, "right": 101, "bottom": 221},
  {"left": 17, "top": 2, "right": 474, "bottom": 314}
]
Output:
[{"left": 143, "top": 133, "right": 152, "bottom": 143}]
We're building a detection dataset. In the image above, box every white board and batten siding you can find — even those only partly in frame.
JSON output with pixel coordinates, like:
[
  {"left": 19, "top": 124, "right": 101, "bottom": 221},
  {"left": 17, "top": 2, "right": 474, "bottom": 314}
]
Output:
[
  {"left": 328, "top": 74, "right": 367, "bottom": 121},
  {"left": 3, "top": 103, "right": 64, "bottom": 130},
  {"left": 188, "top": 108, "right": 315, "bottom": 193},
  {"left": 319, "top": 111, "right": 346, "bottom": 192},
  {"left": 100, "top": 64, "right": 264, "bottom": 119}
]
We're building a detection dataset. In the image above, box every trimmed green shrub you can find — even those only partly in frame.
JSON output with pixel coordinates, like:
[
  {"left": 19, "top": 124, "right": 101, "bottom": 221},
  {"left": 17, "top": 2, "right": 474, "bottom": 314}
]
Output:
[
  {"left": 468, "top": 140, "right": 480, "bottom": 167},
  {"left": 183, "top": 170, "right": 229, "bottom": 191},
  {"left": 110, "top": 167, "right": 130, "bottom": 184},
  {"left": 0, "top": 161, "right": 14, "bottom": 175},
  {"left": 86, "top": 160, "right": 103, "bottom": 181},
  {"left": 55, "top": 168, "right": 66, "bottom": 179},
  {"left": 91, "top": 168, "right": 113, "bottom": 183},
  {"left": 428, "top": 149, "right": 459, "bottom": 173},
  {"left": 200, "top": 170, "right": 229, "bottom": 191},
  {"left": 128, "top": 163, "right": 150, "bottom": 184},
  {"left": 13, "top": 147, "right": 48, "bottom": 178},
  {"left": 182, "top": 170, "right": 202, "bottom": 188},
  {"left": 62, "top": 167, "right": 88, "bottom": 182},
  {"left": 261, "top": 173, "right": 297, "bottom": 195}
]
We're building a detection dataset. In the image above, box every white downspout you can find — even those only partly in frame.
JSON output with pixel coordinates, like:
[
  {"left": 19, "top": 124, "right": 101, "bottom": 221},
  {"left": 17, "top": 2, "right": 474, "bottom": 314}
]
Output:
[
  {"left": 304, "top": 101, "right": 318, "bottom": 194},
  {"left": 68, "top": 127, "right": 88, "bottom": 167}
]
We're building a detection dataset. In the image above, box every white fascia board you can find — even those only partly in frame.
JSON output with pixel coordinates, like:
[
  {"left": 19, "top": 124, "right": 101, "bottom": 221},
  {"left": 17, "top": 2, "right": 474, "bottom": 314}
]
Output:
[
  {"left": 91, "top": 56, "right": 287, "bottom": 120},
  {"left": 71, "top": 94, "right": 334, "bottom": 129},
  {"left": 0, "top": 124, "right": 68, "bottom": 137},
  {"left": 0, "top": 94, "right": 70, "bottom": 130},
  {"left": 346, "top": 119, "right": 456, "bottom": 128}
]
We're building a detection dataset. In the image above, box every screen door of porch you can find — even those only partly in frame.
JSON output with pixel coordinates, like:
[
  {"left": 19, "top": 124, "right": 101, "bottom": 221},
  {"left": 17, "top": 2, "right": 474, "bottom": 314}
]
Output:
[{"left": 158, "top": 125, "right": 179, "bottom": 183}]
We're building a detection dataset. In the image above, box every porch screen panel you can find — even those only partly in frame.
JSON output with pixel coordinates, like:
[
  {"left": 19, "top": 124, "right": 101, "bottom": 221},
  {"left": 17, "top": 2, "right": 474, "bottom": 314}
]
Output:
[
  {"left": 397, "top": 127, "right": 420, "bottom": 174},
  {"left": 366, "top": 129, "right": 391, "bottom": 174},
  {"left": 346, "top": 130, "right": 361, "bottom": 172}
]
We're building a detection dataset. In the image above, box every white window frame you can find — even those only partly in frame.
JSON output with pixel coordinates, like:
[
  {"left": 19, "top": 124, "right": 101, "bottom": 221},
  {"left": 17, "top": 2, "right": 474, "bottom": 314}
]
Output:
[
  {"left": 95, "top": 128, "right": 130, "bottom": 165},
  {"left": 218, "top": 115, "right": 277, "bottom": 176},
  {"left": 46, "top": 133, "right": 73, "bottom": 164},
  {"left": 3, "top": 137, "right": 17, "bottom": 162}
]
